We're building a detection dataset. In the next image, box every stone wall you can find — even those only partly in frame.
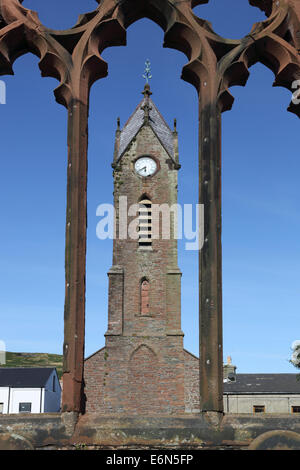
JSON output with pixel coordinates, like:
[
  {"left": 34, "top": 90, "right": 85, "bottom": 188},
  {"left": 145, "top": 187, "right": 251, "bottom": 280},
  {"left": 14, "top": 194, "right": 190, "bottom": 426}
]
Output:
[
  {"left": 83, "top": 348, "right": 106, "bottom": 413},
  {"left": 84, "top": 340, "right": 185, "bottom": 415},
  {"left": 97, "top": 121, "right": 185, "bottom": 415},
  {"left": 84, "top": 348, "right": 200, "bottom": 414},
  {"left": 2, "top": 412, "right": 300, "bottom": 450},
  {"left": 224, "top": 394, "right": 300, "bottom": 414},
  {"left": 184, "top": 350, "right": 200, "bottom": 413}
]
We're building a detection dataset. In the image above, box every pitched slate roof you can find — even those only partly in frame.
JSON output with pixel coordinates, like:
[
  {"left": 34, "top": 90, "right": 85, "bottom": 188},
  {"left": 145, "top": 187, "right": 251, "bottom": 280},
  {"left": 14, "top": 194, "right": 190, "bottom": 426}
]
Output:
[
  {"left": 224, "top": 374, "right": 300, "bottom": 394},
  {"left": 0, "top": 368, "right": 55, "bottom": 388},
  {"left": 117, "top": 96, "right": 175, "bottom": 160}
]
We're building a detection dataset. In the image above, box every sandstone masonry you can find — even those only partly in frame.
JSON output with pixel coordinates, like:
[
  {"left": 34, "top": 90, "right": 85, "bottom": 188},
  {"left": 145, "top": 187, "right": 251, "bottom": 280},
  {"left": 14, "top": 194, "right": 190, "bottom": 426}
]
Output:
[{"left": 84, "top": 85, "right": 193, "bottom": 415}]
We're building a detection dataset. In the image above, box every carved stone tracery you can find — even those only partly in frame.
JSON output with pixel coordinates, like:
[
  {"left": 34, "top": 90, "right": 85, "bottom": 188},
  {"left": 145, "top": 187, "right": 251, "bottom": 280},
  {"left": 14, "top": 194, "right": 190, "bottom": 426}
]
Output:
[{"left": 0, "top": 0, "right": 299, "bottom": 413}]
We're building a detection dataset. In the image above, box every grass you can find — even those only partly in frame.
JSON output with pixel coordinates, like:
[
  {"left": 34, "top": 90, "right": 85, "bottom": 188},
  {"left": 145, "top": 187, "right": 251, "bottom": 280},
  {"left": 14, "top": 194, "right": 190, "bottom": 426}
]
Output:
[{"left": 1, "top": 352, "right": 63, "bottom": 378}]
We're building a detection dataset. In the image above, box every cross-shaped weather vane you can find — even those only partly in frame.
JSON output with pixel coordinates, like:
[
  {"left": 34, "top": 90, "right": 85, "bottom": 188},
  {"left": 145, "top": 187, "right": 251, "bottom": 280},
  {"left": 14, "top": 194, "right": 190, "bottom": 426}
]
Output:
[{"left": 142, "top": 59, "right": 152, "bottom": 84}]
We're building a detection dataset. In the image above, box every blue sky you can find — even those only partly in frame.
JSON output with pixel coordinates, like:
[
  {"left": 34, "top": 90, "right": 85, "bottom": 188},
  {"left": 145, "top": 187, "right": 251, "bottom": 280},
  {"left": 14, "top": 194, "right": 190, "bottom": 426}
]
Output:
[{"left": 0, "top": 0, "right": 299, "bottom": 373}]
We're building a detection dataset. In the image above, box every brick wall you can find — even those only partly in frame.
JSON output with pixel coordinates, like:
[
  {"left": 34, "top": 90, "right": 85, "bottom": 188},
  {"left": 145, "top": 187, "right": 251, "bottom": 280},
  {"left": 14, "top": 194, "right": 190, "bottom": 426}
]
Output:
[
  {"left": 110, "top": 126, "right": 182, "bottom": 338},
  {"left": 84, "top": 347, "right": 200, "bottom": 414},
  {"left": 184, "top": 350, "right": 200, "bottom": 413},
  {"left": 83, "top": 348, "right": 106, "bottom": 413},
  {"left": 84, "top": 119, "right": 188, "bottom": 414}
]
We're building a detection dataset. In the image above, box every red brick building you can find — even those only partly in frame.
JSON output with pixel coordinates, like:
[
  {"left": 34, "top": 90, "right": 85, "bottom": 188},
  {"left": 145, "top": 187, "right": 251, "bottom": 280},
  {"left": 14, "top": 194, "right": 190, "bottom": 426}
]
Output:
[{"left": 84, "top": 84, "right": 199, "bottom": 414}]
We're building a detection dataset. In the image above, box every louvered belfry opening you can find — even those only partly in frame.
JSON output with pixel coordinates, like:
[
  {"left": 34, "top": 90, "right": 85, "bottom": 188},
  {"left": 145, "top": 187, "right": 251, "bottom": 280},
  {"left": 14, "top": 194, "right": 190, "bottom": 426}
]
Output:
[{"left": 138, "top": 198, "right": 152, "bottom": 247}]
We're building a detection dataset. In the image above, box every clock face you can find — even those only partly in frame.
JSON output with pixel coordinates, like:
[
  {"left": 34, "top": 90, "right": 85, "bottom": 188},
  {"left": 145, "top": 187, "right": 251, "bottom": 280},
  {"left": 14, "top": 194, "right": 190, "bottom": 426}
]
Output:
[{"left": 134, "top": 157, "right": 157, "bottom": 177}]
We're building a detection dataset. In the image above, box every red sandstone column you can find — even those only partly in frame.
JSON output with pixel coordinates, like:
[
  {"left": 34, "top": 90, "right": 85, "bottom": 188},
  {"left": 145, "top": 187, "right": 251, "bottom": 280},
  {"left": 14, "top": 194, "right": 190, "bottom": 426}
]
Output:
[
  {"left": 62, "top": 83, "right": 89, "bottom": 413},
  {"left": 198, "top": 94, "right": 223, "bottom": 413}
]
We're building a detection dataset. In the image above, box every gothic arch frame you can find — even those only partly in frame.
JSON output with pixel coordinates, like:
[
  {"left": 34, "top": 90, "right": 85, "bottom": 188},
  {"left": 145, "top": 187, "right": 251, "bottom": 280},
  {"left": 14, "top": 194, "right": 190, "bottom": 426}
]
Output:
[
  {"left": 139, "top": 276, "right": 151, "bottom": 317},
  {"left": 128, "top": 343, "right": 160, "bottom": 412},
  {"left": 0, "top": 0, "right": 299, "bottom": 413},
  {"left": 129, "top": 343, "right": 158, "bottom": 362},
  {"left": 138, "top": 192, "right": 153, "bottom": 202}
]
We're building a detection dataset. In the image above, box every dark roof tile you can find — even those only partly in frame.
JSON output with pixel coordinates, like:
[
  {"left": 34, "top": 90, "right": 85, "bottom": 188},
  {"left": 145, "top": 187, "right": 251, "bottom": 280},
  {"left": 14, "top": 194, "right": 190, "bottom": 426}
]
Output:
[
  {"left": 0, "top": 368, "right": 56, "bottom": 388},
  {"left": 224, "top": 374, "right": 300, "bottom": 394},
  {"left": 118, "top": 97, "right": 174, "bottom": 159}
]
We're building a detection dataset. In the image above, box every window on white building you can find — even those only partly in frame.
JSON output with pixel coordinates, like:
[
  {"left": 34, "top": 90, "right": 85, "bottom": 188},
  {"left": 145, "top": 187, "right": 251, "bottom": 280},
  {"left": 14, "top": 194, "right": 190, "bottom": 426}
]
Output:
[
  {"left": 292, "top": 406, "right": 300, "bottom": 413},
  {"left": 19, "top": 402, "right": 32, "bottom": 413},
  {"left": 253, "top": 405, "right": 265, "bottom": 413},
  {"left": 0, "top": 403, "right": 3, "bottom": 413}
]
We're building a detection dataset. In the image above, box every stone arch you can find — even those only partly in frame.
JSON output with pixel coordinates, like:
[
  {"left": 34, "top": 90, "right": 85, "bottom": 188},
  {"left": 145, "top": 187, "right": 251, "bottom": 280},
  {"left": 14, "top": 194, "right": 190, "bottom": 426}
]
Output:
[
  {"left": 1, "top": 1, "right": 299, "bottom": 110},
  {"left": 110, "top": 0, "right": 176, "bottom": 31},
  {"left": 249, "top": 430, "right": 300, "bottom": 450},
  {"left": 128, "top": 344, "right": 160, "bottom": 414},
  {"left": 244, "top": 36, "right": 300, "bottom": 116},
  {"left": 139, "top": 192, "right": 152, "bottom": 202},
  {"left": 0, "top": 0, "right": 206, "bottom": 104},
  {"left": 0, "top": 0, "right": 299, "bottom": 414},
  {"left": 218, "top": 2, "right": 300, "bottom": 116},
  {"left": 129, "top": 343, "right": 158, "bottom": 361}
]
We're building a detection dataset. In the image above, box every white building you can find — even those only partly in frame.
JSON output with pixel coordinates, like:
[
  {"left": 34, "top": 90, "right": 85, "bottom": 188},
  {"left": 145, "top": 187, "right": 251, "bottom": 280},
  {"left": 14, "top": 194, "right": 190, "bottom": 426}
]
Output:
[
  {"left": 0, "top": 368, "right": 61, "bottom": 414},
  {"left": 223, "top": 372, "right": 300, "bottom": 414}
]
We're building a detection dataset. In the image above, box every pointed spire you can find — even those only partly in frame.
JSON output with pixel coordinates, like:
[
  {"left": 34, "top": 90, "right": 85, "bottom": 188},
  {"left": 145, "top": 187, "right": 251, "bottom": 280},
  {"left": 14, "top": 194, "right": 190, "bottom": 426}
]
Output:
[{"left": 115, "top": 63, "right": 178, "bottom": 163}]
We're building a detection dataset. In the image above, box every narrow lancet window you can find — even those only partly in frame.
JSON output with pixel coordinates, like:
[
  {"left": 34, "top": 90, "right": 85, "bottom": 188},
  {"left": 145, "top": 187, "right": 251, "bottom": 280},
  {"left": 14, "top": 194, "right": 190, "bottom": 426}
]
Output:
[{"left": 141, "top": 279, "right": 150, "bottom": 315}]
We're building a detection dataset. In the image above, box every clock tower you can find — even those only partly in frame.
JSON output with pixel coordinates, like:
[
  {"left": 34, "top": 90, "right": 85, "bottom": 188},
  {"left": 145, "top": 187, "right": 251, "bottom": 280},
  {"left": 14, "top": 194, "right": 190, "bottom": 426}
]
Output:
[{"left": 84, "top": 82, "right": 186, "bottom": 415}]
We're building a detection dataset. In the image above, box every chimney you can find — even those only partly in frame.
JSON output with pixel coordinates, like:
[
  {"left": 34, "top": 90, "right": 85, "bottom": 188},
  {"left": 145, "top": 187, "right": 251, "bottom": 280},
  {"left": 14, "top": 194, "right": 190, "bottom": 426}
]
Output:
[{"left": 223, "top": 356, "right": 237, "bottom": 382}]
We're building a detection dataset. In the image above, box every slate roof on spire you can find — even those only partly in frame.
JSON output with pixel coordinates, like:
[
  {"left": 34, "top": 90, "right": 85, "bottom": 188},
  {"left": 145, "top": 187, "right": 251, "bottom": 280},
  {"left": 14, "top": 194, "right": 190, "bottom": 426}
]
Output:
[{"left": 117, "top": 96, "right": 175, "bottom": 161}]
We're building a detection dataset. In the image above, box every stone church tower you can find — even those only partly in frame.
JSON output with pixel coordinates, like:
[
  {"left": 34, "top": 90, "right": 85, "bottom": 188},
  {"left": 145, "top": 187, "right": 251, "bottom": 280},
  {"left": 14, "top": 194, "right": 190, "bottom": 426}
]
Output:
[{"left": 84, "top": 83, "right": 199, "bottom": 415}]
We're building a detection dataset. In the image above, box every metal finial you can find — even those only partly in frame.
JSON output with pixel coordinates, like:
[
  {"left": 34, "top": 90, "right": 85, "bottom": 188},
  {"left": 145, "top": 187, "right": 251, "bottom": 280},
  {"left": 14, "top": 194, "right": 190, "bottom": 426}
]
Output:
[{"left": 142, "top": 59, "right": 152, "bottom": 84}]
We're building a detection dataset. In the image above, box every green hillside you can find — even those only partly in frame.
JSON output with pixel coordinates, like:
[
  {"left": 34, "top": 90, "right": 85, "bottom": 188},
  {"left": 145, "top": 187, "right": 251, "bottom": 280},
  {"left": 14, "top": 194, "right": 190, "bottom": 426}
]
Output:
[{"left": 2, "top": 352, "right": 63, "bottom": 378}]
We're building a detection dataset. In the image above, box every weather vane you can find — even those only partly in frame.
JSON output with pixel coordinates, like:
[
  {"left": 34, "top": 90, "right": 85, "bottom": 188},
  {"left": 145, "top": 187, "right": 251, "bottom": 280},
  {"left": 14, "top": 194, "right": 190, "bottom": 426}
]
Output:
[{"left": 142, "top": 59, "right": 152, "bottom": 84}]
